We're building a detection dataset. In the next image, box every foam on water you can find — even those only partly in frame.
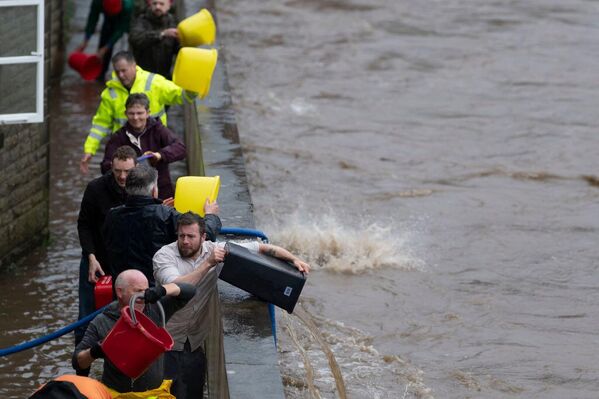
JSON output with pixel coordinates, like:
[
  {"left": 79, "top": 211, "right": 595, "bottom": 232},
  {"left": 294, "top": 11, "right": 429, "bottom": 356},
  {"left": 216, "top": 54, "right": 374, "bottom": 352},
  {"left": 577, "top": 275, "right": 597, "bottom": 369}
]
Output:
[
  {"left": 261, "top": 212, "right": 424, "bottom": 274},
  {"left": 278, "top": 303, "right": 434, "bottom": 399}
]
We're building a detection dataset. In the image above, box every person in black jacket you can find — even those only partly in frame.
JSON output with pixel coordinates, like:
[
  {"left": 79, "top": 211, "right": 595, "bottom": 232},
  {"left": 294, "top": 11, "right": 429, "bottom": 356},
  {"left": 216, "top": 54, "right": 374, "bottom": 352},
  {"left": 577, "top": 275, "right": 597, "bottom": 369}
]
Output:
[
  {"left": 76, "top": 146, "right": 137, "bottom": 350},
  {"left": 73, "top": 269, "right": 196, "bottom": 395},
  {"left": 129, "top": 0, "right": 179, "bottom": 79},
  {"left": 102, "top": 164, "right": 221, "bottom": 285}
]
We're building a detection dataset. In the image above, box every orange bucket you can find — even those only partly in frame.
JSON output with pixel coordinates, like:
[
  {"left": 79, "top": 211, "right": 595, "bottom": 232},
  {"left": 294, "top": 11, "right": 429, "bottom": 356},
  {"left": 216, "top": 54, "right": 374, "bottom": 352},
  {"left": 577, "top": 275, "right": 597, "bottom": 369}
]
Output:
[
  {"left": 101, "top": 298, "right": 173, "bottom": 379},
  {"left": 68, "top": 51, "right": 102, "bottom": 81}
]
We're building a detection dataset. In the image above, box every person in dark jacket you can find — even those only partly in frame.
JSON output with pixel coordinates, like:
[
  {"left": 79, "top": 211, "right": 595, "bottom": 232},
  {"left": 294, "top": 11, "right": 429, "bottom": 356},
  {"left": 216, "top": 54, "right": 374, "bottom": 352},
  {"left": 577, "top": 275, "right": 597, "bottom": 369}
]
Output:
[
  {"left": 73, "top": 269, "right": 195, "bottom": 395},
  {"left": 102, "top": 164, "right": 221, "bottom": 285},
  {"left": 100, "top": 92, "right": 185, "bottom": 199},
  {"left": 75, "top": 145, "right": 137, "bottom": 350},
  {"left": 129, "top": 0, "right": 179, "bottom": 79}
]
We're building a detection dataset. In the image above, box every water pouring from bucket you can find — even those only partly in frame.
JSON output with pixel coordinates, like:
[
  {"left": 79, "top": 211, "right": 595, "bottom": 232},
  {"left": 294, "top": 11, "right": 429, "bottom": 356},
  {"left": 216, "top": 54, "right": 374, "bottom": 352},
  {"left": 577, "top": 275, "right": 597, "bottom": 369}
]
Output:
[{"left": 101, "top": 293, "right": 173, "bottom": 379}]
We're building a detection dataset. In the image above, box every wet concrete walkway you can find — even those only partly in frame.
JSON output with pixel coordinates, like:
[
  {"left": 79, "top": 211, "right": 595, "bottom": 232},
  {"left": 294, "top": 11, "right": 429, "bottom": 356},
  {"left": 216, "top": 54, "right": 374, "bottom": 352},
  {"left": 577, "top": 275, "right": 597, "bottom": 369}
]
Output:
[
  {"left": 0, "top": 0, "right": 285, "bottom": 397},
  {"left": 181, "top": 0, "right": 286, "bottom": 397}
]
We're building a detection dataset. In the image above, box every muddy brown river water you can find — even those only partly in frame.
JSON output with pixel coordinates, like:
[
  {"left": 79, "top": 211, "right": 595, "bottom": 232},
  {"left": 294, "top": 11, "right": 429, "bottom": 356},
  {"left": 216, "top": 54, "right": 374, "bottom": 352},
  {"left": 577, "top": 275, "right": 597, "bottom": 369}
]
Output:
[{"left": 1, "top": 0, "right": 599, "bottom": 398}]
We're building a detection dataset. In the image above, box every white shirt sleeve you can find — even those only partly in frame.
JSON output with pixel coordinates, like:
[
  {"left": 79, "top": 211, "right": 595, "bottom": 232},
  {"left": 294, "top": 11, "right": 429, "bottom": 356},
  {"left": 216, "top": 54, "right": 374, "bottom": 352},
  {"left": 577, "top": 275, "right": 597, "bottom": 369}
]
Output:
[{"left": 153, "top": 244, "right": 181, "bottom": 284}]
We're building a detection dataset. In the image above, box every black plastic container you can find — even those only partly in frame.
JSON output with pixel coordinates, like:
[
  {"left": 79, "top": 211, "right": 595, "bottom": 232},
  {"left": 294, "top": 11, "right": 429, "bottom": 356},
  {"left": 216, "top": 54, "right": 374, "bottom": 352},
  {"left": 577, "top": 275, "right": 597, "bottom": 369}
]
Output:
[{"left": 220, "top": 242, "right": 306, "bottom": 313}]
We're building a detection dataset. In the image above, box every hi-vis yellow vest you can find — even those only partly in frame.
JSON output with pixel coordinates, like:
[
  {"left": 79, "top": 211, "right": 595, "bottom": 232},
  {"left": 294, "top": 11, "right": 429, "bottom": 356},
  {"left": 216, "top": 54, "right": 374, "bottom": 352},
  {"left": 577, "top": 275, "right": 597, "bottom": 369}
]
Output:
[{"left": 84, "top": 66, "right": 196, "bottom": 155}]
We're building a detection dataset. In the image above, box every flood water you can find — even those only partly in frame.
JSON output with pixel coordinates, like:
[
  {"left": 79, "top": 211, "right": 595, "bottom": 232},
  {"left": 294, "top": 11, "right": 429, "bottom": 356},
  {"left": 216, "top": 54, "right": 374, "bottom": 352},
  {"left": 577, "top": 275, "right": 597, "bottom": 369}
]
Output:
[
  {"left": 218, "top": 0, "right": 599, "bottom": 398},
  {"left": 0, "top": 1, "right": 176, "bottom": 396},
  {"left": 1, "top": 0, "right": 598, "bottom": 398}
]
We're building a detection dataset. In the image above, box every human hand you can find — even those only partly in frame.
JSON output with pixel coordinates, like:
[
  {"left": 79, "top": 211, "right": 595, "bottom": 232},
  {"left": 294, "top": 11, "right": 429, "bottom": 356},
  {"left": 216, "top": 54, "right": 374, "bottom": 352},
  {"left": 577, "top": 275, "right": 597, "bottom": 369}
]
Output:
[
  {"left": 75, "top": 41, "right": 88, "bottom": 52},
  {"left": 293, "top": 259, "right": 311, "bottom": 274},
  {"left": 204, "top": 199, "right": 219, "bottom": 215},
  {"left": 90, "top": 342, "right": 105, "bottom": 359},
  {"left": 88, "top": 255, "right": 105, "bottom": 283},
  {"left": 208, "top": 246, "right": 226, "bottom": 267},
  {"left": 162, "top": 197, "right": 175, "bottom": 207},
  {"left": 162, "top": 28, "right": 179, "bottom": 39},
  {"left": 143, "top": 151, "right": 161, "bottom": 166},
  {"left": 80, "top": 153, "right": 92, "bottom": 174},
  {"left": 97, "top": 46, "right": 109, "bottom": 59},
  {"left": 143, "top": 285, "right": 167, "bottom": 304}
]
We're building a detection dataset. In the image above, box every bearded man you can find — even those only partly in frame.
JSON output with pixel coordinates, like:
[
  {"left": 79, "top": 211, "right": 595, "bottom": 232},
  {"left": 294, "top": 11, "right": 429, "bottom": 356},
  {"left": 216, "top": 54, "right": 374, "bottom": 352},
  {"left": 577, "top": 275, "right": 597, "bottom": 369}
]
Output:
[{"left": 152, "top": 212, "right": 310, "bottom": 398}]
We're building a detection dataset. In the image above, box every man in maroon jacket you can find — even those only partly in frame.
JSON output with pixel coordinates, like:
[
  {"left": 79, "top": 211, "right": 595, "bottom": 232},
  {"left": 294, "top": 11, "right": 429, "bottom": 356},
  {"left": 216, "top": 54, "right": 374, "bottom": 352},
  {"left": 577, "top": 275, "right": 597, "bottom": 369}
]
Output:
[{"left": 101, "top": 92, "right": 185, "bottom": 199}]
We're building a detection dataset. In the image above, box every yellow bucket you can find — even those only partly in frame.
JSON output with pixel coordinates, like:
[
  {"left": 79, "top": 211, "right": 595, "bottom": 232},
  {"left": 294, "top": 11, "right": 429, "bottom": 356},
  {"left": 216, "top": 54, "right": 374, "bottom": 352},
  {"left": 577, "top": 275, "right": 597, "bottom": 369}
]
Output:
[
  {"left": 172, "top": 47, "right": 218, "bottom": 98},
  {"left": 174, "top": 176, "right": 220, "bottom": 217},
  {"left": 177, "top": 9, "right": 216, "bottom": 47}
]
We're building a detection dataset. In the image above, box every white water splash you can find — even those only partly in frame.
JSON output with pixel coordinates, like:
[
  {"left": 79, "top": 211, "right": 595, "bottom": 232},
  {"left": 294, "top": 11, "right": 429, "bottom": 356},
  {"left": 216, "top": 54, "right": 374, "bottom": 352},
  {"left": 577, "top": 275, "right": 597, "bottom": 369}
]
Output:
[{"left": 261, "top": 213, "right": 424, "bottom": 274}]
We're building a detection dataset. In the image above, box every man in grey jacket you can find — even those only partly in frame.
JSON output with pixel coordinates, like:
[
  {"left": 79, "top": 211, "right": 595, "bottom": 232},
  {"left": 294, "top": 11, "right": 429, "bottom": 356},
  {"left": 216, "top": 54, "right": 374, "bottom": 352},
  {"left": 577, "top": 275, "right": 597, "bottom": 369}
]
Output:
[{"left": 72, "top": 269, "right": 195, "bottom": 394}]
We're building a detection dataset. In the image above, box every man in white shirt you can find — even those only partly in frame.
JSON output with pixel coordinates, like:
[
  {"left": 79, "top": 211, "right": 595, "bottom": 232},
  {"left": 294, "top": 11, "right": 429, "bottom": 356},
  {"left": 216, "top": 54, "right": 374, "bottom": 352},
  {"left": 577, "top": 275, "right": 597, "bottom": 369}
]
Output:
[{"left": 153, "top": 212, "right": 310, "bottom": 399}]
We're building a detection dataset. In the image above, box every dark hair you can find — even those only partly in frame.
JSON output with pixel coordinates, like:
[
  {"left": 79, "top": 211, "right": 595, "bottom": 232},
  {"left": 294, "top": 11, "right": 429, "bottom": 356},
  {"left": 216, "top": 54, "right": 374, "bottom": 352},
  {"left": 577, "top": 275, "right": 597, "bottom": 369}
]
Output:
[
  {"left": 125, "top": 164, "right": 157, "bottom": 196},
  {"left": 125, "top": 93, "right": 150, "bottom": 110},
  {"left": 177, "top": 212, "right": 206, "bottom": 235},
  {"left": 111, "top": 51, "right": 135, "bottom": 65},
  {"left": 112, "top": 145, "right": 137, "bottom": 163}
]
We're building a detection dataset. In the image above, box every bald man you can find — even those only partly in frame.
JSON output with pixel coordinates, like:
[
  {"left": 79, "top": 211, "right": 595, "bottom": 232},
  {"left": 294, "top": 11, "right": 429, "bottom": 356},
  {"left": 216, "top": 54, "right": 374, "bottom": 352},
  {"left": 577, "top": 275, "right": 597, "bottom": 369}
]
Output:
[{"left": 73, "top": 269, "right": 195, "bottom": 395}]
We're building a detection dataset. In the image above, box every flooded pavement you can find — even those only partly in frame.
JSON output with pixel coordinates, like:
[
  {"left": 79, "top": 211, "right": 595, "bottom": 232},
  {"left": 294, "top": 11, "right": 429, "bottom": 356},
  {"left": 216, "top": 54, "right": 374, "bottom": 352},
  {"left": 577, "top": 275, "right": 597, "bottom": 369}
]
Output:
[
  {"left": 0, "top": 76, "right": 103, "bottom": 396},
  {"left": 0, "top": 1, "right": 183, "bottom": 397},
  {"left": 218, "top": 0, "right": 599, "bottom": 398},
  {"left": 1, "top": 0, "right": 599, "bottom": 398}
]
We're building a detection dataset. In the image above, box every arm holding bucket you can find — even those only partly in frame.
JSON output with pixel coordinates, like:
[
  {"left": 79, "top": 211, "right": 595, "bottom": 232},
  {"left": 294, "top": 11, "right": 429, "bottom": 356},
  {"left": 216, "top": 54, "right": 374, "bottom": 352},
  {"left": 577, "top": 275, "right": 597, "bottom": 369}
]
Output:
[
  {"left": 73, "top": 318, "right": 104, "bottom": 372},
  {"left": 204, "top": 198, "right": 219, "bottom": 215},
  {"left": 143, "top": 282, "right": 192, "bottom": 303},
  {"left": 204, "top": 212, "right": 222, "bottom": 242},
  {"left": 78, "top": 0, "right": 102, "bottom": 52},
  {"left": 153, "top": 243, "right": 226, "bottom": 286},
  {"left": 258, "top": 244, "right": 311, "bottom": 274}
]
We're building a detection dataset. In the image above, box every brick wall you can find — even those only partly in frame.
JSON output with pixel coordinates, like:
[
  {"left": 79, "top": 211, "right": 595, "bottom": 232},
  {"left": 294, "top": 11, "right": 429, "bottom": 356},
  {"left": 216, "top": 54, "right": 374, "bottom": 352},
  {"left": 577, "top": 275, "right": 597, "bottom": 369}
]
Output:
[{"left": 0, "top": 0, "right": 65, "bottom": 269}]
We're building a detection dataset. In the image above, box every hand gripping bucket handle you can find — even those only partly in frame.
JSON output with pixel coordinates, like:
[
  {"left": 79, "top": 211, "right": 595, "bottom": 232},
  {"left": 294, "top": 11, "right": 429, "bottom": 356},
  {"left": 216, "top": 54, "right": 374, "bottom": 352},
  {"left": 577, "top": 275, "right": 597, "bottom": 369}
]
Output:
[
  {"left": 101, "top": 293, "right": 174, "bottom": 379},
  {"left": 128, "top": 293, "right": 166, "bottom": 327}
]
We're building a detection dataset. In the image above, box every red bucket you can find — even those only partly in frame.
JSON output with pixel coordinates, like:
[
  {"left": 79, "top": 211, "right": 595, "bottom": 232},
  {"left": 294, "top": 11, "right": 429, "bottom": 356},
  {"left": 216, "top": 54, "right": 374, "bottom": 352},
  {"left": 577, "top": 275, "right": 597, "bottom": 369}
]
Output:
[
  {"left": 101, "top": 302, "right": 173, "bottom": 379},
  {"left": 103, "top": 0, "right": 122, "bottom": 16},
  {"left": 68, "top": 51, "right": 102, "bottom": 81},
  {"left": 94, "top": 276, "right": 113, "bottom": 309}
]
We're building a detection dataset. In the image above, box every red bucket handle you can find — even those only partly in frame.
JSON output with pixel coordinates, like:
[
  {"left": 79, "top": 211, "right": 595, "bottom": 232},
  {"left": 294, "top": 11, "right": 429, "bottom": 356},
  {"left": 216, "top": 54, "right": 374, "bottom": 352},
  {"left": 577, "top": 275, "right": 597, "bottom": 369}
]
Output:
[{"left": 128, "top": 292, "right": 166, "bottom": 327}]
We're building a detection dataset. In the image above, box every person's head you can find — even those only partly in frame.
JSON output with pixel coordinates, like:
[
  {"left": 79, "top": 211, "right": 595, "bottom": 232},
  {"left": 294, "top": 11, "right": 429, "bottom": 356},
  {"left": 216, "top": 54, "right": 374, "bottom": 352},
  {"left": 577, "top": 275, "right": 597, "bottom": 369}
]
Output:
[
  {"left": 114, "top": 269, "right": 148, "bottom": 311},
  {"left": 125, "top": 164, "right": 158, "bottom": 198},
  {"left": 176, "top": 212, "right": 206, "bottom": 258},
  {"left": 111, "top": 146, "right": 137, "bottom": 187},
  {"left": 111, "top": 51, "right": 137, "bottom": 89},
  {"left": 125, "top": 93, "right": 150, "bottom": 131},
  {"left": 150, "top": 0, "right": 171, "bottom": 16}
]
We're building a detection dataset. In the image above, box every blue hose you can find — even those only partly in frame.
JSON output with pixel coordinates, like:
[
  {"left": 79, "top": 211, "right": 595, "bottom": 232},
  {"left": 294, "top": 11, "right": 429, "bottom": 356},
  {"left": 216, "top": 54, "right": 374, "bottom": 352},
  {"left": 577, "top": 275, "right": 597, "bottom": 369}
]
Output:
[
  {"left": 219, "top": 227, "right": 269, "bottom": 243},
  {"left": 0, "top": 228, "right": 277, "bottom": 357},
  {"left": 0, "top": 305, "right": 108, "bottom": 357},
  {"left": 219, "top": 227, "right": 277, "bottom": 346}
]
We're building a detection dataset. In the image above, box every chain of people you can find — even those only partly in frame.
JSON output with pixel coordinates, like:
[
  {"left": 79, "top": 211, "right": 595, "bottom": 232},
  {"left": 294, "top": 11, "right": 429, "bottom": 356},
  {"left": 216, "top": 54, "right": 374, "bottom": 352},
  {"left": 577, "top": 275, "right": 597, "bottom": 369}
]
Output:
[{"left": 30, "top": 1, "right": 311, "bottom": 398}]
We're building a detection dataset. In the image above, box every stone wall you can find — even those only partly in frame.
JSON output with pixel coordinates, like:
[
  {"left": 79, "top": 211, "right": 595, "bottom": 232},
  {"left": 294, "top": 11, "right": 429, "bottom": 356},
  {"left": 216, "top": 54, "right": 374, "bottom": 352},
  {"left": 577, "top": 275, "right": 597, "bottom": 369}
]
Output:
[{"left": 0, "top": 0, "right": 65, "bottom": 269}]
